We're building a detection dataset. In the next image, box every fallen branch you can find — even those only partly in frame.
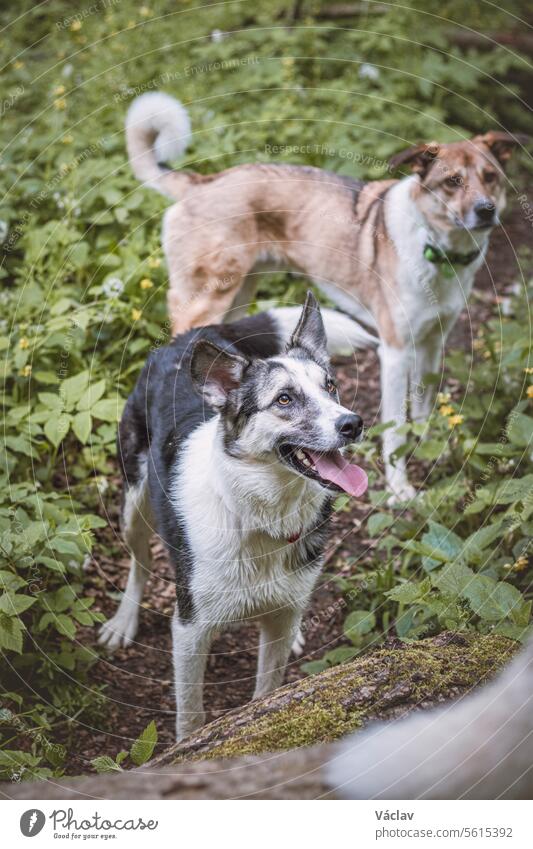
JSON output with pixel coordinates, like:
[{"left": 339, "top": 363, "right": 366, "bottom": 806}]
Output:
[
  {"left": 0, "top": 632, "right": 517, "bottom": 800},
  {"left": 152, "top": 631, "right": 515, "bottom": 767}
]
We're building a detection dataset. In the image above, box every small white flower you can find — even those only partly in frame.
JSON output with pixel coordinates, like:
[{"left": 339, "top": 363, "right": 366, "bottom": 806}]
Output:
[
  {"left": 102, "top": 276, "right": 124, "bottom": 298},
  {"left": 211, "top": 29, "right": 224, "bottom": 43},
  {"left": 359, "top": 63, "right": 380, "bottom": 81},
  {"left": 0, "top": 220, "right": 8, "bottom": 243},
  {"left": 62, "top": 63, "right": 74, "bottom": 78}
]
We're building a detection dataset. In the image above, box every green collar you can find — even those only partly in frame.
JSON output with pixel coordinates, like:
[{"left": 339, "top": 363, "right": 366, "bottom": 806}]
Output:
[{"left": 423, "top": 243, "right": 481, "bottom": 278}]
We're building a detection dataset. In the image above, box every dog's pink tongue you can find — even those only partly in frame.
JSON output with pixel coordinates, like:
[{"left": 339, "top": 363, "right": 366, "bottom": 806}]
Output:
[{"left": 307, "top": 450, "right": 368, "bottom": 497}]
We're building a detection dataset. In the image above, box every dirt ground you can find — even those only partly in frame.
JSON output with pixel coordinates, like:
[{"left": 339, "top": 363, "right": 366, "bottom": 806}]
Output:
[{"left": 64, "top": 185, "right": 531, "bottom": 774}]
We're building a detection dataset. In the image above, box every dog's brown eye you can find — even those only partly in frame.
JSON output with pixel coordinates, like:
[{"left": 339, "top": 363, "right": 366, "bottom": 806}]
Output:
[
  {"left": 326, "top": 378, "right": 337, "bottom": 394},
  {"left": 484, "top": 171, "right": 497, "bottom": 184},
  {"left": 277, "top": 393, "right": 292, "bottom": 406},
  {"left": 444, "top": 175, "right": 462, "bottom": 189}
]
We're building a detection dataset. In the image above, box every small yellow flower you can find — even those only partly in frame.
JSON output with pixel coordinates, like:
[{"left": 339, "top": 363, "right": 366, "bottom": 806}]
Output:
[
  {"left": 483, "top": 350, "right": 491, "bottom": 359},
  {"left": 148, "top": 256, "right": 161, "bottom": 269},
  {"left": 524, "top": 367, "right": 533, "bottom": 375},
  {"left": 527, "top": 385, "right": 533, "bottom": 399},
  {"left": 437, "top": 392, "right": 450, "bottom": 405},
  {"left": 131, "top": 308, "right": 142, "bottom": 321},
  {"left": 54, "top": 84, "right": 66, "bottom": 95},
  {"left": 13, "top": 60, "right": 25, "bottom": 70},
  {"left": 282, "top": 57, "right": 295, "bottom": 67},
  {"left": 19, "top": 337, "right": 29, "bottom": 349},
  {"left": 140, "top": 278, "right": 153, "bottom": 290},
  {"left": 473, "top": 338, "right": 484, "bottom": 351},
  {"left": 54, "top": 98, "right": 66, "bottom": 110},
  {"left": 448, "top": 414, "right": 464, "bottom": 428},
  {"left": 22, "top": 365, "right": 32, "bottom": 377},
  {"left": 127, "top": 19, "right": 135, "bottom": 28},
  {"left": 61, "top": 134, "right": 73, "bottom": 144},
  {"left": 70, "top": 20, "right": 82, "bottom": 31},
  {"left": 140, "top": 6, "right": 152, "bottom": 15},
  {"left": 439, "top": 404, "right": 454, "bottom": 416}
]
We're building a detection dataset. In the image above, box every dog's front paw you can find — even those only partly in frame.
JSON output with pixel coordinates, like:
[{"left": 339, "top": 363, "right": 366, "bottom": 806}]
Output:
[
  {"left": 386, "top": 482, "right": 417, "bottom": 506},
  {"left": 98, "top": 613, "right": 139, "bottom": 652},
  {"left": 176, "top": 712, "right": 206, "bottom": 743},
  {"left": 291, "top": 628, "right": 306, "bottom": 657}
]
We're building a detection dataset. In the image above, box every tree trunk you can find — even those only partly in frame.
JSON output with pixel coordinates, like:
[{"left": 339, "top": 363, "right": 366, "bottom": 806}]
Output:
[
  {"left": 151, "top": 631, "right": 515, "bottom": 767},
  {"left": 0, "top": 632, "right": 517, "bottom": 800}
]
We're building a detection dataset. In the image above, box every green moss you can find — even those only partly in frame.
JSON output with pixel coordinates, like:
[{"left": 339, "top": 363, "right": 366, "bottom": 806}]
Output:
[{"left": 167, "top": 633, "right": 517, "bottom": 764}]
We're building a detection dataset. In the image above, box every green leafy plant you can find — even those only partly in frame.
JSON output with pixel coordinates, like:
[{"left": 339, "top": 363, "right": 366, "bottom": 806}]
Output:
[{"left": 91, "top": 720, "right": 158, "bottom": 773}]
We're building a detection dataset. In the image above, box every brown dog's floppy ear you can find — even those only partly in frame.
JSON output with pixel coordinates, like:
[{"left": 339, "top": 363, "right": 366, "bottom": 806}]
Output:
[
  {"left": 473, "top": 131, "right": 530, "bottom": 165},
  {"left": 190, "top": 340, "right": 248, "bottom": 409},
  {"left": 389, "top": 142, "right": 440, "bottom": 175},
  {"left": 289, "top": 291, "right": 329, "bottom": 368}
]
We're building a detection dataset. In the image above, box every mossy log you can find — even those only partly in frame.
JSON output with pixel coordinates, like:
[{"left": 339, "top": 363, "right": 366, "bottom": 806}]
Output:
[
  {"left": 151, "top": 631, "right": 516, "bottom": 767},
  {"left": 1, "top": 632, "right": 517, "bottom": 800}
]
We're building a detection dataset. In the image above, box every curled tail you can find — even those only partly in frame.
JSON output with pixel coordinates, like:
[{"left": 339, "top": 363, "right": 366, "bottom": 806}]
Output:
[
  {"left": 270, "top": 306, "right": 379, "bottom": 355},
  {"left": 125, "top": 92, "right": 191, "bottom": 199}
]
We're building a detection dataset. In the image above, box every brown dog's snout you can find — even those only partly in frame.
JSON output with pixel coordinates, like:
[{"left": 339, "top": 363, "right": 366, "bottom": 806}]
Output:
[{"left": 474, "top": 198, "right": 496, "bottom": 223}]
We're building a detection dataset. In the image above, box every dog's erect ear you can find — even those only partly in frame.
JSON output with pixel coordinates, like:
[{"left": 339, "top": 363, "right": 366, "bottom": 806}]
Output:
[
  {"left": 389, "top": 142, "right": 440, "bottom": 176},
  {"left": 289, "top": 291, "right": 329, "bottom": 367},
  {"left": 190, "top": 340, "right": 249, "bottom": 409},
  {"left": 473, "top": 131, "right": 529, "bottom": 166}
]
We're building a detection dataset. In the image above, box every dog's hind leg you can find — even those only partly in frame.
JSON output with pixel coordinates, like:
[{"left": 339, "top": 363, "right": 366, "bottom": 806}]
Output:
[
  {"left": 254, "top": 608, "right": 303, "bottom": 699},
  {"left": 98, "top": 475, "right": 153, "bottom": 652}
]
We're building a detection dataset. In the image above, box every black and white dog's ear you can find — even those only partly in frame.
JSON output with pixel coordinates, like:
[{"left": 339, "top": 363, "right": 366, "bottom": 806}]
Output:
[
  {"left": 190, "top": 341, "right": 248, "bottom": 409},
  {"left": 289, "top": 291, "right": 329, "bottom": 367}
]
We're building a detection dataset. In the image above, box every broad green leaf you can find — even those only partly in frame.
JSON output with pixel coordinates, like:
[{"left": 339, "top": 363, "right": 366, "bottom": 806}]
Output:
[
  {"left": 55, "top": 614, "right": 77, "bottom": 640},
  {"left": 92, "top": 398, "right": 125, "bottom": 422},
  {"left": 507, "top": 413, "right": 533, "bottom": 448},
  {"left": 462, "top": 575, "right": 524, "bottom": 622},
  {"left": 91, "top": 755, "right": 123, "bottom": 774},
  {"left": 343, "top": 609, "right": 376, "bottom": 642},
  {"left": 431, "top": 562, "right": 474, "bottom": 597},
  {"left": 421, "top": 521, "right": 463, "bottom": 571},
  {"left": 44, "top": 414, "right": 71, "bottom": 447},
  {"left": 129, "top": 720, "right": 158, "bottom": 766},
  {"left": 387, "top": 581, "right": 424, "bottom": 604},
  {"left": 72, "top": 411, "right": 92, "bottom": 444},
  {"left": 0, "top": 614, "right": 24, "bottom": 653},
  {"left": 38, "top": 392, "right": 63, "bottom": 410},
  {"left": 0, "top": 593, "right": 36, "bottom": 616},
  {"left": 77, "top": 379, "right": 106, "bottom": 411},
  {"left": 367, "top": 513, "right": 394, "bottom": 536}
]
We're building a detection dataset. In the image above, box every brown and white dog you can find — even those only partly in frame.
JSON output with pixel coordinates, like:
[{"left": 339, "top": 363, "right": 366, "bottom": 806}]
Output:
[{"left": 125, "top": 92, "right": 525, "bottom": 499}]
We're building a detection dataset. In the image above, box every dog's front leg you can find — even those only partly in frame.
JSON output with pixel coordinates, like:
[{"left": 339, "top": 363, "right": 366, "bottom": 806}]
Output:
[
  {"left": 171, "top": 609, "right": 212, "bottom": 741},
  {"left": 379, "top": 343, "right": 415, "bottom": 502},
  {"left": 253, "top": 608, "right": 302, "bottom": 700},
  {"left": 410, "top": 334, "right": 444, "bottom": 425}
]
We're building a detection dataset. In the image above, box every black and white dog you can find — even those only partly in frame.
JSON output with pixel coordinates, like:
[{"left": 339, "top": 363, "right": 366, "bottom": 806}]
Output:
[{"left": 99, "top": 294, "right": 369, "bottom": 740}]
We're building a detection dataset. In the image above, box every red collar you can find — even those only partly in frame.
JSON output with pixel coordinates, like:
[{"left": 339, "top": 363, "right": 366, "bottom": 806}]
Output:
[{"left": 287, "top": 530, "right": 301, "bottom": 544}]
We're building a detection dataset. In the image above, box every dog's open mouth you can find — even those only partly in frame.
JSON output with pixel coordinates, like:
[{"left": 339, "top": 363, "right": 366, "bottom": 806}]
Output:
[{"left": 279, "top": 444, "right": 368, "bottom": 497}]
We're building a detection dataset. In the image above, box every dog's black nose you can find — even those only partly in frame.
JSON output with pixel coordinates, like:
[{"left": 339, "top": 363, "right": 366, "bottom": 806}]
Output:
[
  {"left": 474, "top": 199, "right": 495, "bottom": 223},
  {"left": 336, "top": 413, "right": 363, "bottom": 442}
]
